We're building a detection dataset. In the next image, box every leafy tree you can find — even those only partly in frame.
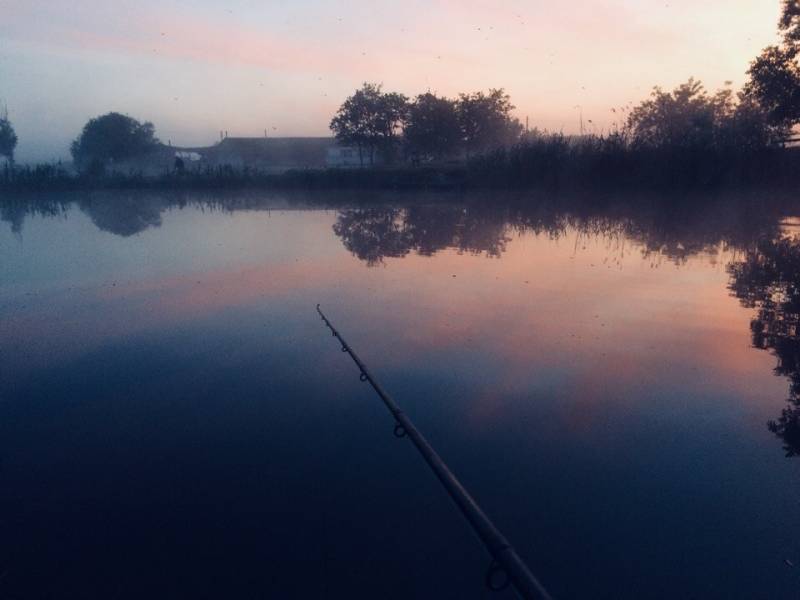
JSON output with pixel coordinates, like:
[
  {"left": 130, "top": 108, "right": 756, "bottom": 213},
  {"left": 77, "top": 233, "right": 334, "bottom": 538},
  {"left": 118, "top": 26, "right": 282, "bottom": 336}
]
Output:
[
  {"left": 457, "top": 89, "right": 522, "bottom": 156},
  {"left": 330, "top": 83, "right": 408, "bottom": 166},
  {"left": 780, "top": 0, "right": 800, "bottom": 51},
  {"left": 627, "top": 79, "right": 737, "bottom": 149},
  {"left": 0, "top": 107, "right": 18, "bottom": 165},
  {"left": 404, "top": 93, "right": 461, "bottom": 161},
  {"left": 744, "top": 45, "right": 800, "bottom": 130},
  {"left": 625, "top": 78, "right": 779, "bottom": 151},
  {"left": 70, "top": 112, "right": 159, "bottom": 172},
  {"left": 723, "top": 95, "right": 778, "bottom": 151}
]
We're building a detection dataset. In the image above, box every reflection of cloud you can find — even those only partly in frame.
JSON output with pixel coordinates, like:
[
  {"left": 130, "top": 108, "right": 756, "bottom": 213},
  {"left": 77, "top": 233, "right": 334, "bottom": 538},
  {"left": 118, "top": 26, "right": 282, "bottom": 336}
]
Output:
[
  {"left": 2, "top": 202, "right": 787, "bottom": 451},
  {"left": 1, "top": 258, "right": 342, "bottom": 377},
  {"left": 348, "top": 242, "right": 777, "bottom": 435}
]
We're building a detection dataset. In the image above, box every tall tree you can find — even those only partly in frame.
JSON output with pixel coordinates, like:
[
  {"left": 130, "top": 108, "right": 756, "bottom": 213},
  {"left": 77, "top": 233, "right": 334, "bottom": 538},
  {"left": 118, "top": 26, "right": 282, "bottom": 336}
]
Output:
[
  {"left": 330, "top": 83, "right": 408, "bottom": 166},
  {"left": 745, "top": 45, "right": 800, "bottom": 131},
  {"left": 457, "top": 89, "right": 522, "bottom": 156},
  {"left": 404, "top": 93, "right": 461, "bottom": 161},
  {"left": 741, "top": 2, "right": 800, "bottom": 134},
  {"left": 624, "top": 78, "right": 773, "bottom": 149},
  {"left": 70, "top": 112, "right": 159, "bottom": 172},
  {"left": 628, "top": 79, "right": 711, "bottom": 147},
  {"left": 0, "top": 106, "right": 18, "bottom": 166},
  {"left": 780, "top": 0, "right": 800, "bottom": 52}
]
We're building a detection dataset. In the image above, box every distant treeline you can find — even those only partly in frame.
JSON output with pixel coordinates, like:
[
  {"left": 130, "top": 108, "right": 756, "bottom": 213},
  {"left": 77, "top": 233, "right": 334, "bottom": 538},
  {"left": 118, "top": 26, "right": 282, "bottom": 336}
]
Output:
[{"left": 1, "top": 0, "right": 799, "bottom": 192}]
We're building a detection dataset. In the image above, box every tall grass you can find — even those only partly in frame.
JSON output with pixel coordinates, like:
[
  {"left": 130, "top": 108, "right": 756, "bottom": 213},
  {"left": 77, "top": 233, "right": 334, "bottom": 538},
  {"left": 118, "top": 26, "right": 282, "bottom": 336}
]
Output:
[
  {"left": 2, "top": 138, "right": 798, "bottom": 194},
  {"left": 467, "top": 131, "right": 799, "bottom": 190}
]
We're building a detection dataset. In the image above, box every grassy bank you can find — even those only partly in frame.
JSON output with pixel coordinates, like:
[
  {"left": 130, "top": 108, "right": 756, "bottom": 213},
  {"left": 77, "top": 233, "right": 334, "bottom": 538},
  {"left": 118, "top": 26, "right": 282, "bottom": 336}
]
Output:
[{"left": 2, "top": 139, "right": 800, "bottom": 194}]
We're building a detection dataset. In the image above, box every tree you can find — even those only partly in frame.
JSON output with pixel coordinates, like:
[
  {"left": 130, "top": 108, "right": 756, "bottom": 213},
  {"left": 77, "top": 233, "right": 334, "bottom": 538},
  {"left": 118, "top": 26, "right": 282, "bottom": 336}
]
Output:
[
  {"left": 70, "top": 112, "right": 159, "bottom": 172},
  {"left": 0, "top": 106, "right": 18, "bottom": 166},
  {"left": 744, "top": 45, "right": 800, "bottom": 130},
  {"left": 404, "top": 93, "right": 461, "bottom": 161},
  {"left": 780, "top": 0, "right": 800, "bottom": 52},
  {"left": 627, "top": 78, "right": 734, "bottom": 149},
  {"left": 330, "top": 83, "right": 408, "bottom": 166},
  {"left": 457, "top": 89, "right": 522, "bottom": 156}
]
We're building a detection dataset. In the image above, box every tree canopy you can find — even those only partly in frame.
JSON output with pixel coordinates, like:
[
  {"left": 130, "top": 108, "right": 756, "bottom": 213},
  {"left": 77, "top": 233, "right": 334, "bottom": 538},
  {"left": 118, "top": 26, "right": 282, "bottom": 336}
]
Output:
[
  {"left": 780, "top": 0, "right": 800, "bottom": 51},
  {"left": 744, "top": 45, "right": 800, "bottom": 129},
  {"left": 627, "top": 79, "right": 732, "bottom": 148},
  {"left": 404, "top": 93, "right": 461, "bottom": 160},
  {"left": 0, "top": 109, "right": 18, "bottom": 163},
  {"left": 70, "top": 112, "right": 159, "bottom": 171},
  {"left": 331, "top": 84, "right": 524, "bottom": 165},
  {"left": 457, "top": 89, "right": 522, "bottom": 156},
  {"left": 329, "top": 83, "right": 408, "bottom": 165},
  {"left": 627, "top": 78, "right": 781, "bottom": 150},
  {"left": 741, "top": 1, "right": 800, "bottom": 132}
]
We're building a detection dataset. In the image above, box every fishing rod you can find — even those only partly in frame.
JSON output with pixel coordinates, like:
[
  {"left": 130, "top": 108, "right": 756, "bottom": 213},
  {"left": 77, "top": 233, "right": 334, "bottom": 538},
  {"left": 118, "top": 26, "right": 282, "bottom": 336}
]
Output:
[{"left": 316, "top": 304, "right": 554, "bottom": 600}]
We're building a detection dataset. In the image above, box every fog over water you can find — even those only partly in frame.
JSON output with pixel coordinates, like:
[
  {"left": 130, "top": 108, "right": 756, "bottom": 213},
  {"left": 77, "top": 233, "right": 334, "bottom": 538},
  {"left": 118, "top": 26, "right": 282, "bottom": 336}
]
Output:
[{"left": 0, "top": 0, "right": 782, "bottom": 162}]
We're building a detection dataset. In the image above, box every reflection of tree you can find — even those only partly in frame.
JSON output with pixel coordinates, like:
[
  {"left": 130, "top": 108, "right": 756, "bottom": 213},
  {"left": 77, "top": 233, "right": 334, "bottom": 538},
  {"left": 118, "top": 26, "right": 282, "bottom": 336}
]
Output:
[
  {"left": 79, "top": 192, "right": 165, "bottom": 237},
  {"left": 333, "top": 206, "right": 510, "bottom": 265},
  {"left": 1, "top": 201, "right": 25, "bottom": 234},
  {"left": 1, "top": 195, "right": 68, "bottom": 235},
  {"left": 728, "top": 237, "right": 800, "bottom": 457},
  {"left": 333, "top": 208, "right": 414, "bottom": 265},
  {"left": 332, "top": 199, "right": 781, "bottom": 268},
  {"left": 332, "top": 206, "right": 512, "bottom": 265}
]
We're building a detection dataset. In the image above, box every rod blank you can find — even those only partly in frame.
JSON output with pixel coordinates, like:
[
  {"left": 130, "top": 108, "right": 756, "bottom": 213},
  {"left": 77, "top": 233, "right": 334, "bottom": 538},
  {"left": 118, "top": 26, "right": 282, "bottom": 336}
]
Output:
[{"left": 316, "top": 304, "right": 554, "bottom": 600}]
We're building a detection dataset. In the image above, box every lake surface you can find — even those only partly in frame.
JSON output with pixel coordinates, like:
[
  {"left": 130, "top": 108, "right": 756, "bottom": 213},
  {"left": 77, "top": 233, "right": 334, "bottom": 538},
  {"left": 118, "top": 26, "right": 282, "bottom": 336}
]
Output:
[{"left": 1, "top": 190, "right": 799, "bottom": 599}]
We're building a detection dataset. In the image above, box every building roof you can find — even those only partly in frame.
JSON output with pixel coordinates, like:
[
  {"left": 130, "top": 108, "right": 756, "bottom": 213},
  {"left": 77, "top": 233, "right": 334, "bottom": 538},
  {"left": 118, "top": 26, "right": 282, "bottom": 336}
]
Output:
[{"left": 199, "top": 137, "right": 336, "bottom": 168}]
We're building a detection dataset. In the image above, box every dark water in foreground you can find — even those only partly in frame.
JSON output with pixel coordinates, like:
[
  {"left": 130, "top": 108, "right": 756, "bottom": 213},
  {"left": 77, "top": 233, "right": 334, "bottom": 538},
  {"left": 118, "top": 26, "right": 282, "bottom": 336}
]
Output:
[{"left": 1, "top": 191, "right": 799, "bottom": 599}]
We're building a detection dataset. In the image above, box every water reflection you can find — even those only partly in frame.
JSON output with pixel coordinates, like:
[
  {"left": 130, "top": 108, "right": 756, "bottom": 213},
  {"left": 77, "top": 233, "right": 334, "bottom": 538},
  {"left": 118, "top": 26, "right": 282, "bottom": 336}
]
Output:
[
  {"left": 728, "top": 235, "right": 800, "bottom": 456},
  {"left": 4, "top": 189, "right": 800, "bottom": 598},
  {"left": 331, "top": 202, "right": 783, "bottom": 266},
  {"left": 1, "top": 194, "right": 67, "bottom": 235},
  {"left": 79, "top": 192, "right": 165, "bottom": 236},
  {"left": 3, "top": 190, "right": 800, "bottom": 458},
  {"left": 333, "top": 206, "right": 511, "bottom": 265}
]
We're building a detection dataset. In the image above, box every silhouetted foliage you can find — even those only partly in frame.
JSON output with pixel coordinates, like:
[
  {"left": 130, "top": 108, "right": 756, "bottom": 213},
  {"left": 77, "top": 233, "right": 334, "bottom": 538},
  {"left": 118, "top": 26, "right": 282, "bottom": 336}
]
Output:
[
  {"left": 0, "top": 108, "right": 18, "bottom": 164},
  {"left": 70, "top": 112, "right": 160, "bottom": 173},
  {"left": 744, "top": 45, "right": 800, "bottom": 130},
  {"left": 404, "top": 93, "right": 461, "bottom": 161},
  {"left": 780, "top": 0, "right": 800, "bottom": 50},
  {"left": 628, "top": 79, "right": 728, "bottom": 149},
  {"left": 330, "top": 83, "right": 408, "bottom": 166},
  {"left": 741, "top": 1, "right": 800, "bottom": 133},
  {"left": 457, "top": 89, "right": 523, "bottom": 156},
  {"left": 465, "top": 78, "right": 793, "bottom": 190}
]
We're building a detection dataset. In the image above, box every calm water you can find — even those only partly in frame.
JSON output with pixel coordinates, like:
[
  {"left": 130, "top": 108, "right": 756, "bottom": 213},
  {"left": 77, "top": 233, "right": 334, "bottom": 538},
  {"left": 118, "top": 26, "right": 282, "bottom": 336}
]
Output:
[{"left": 1, "top": 191, "right": 799, "bottom": 599}]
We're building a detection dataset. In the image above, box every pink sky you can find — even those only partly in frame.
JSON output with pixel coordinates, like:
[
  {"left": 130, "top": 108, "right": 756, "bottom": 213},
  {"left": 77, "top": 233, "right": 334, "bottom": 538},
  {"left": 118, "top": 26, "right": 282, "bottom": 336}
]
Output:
[{"left": 0, "top": 0, "right": 786, "bottom": 162}]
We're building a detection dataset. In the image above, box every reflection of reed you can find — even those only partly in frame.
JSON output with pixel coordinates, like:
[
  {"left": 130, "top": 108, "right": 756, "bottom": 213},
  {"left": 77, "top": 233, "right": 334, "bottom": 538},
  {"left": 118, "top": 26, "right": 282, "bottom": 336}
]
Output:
[{"left": 331, "top": 199, "right": 782, "bottom": 267}]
